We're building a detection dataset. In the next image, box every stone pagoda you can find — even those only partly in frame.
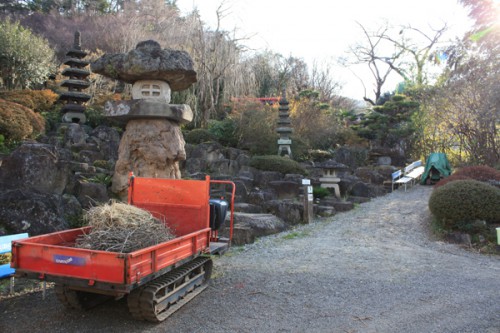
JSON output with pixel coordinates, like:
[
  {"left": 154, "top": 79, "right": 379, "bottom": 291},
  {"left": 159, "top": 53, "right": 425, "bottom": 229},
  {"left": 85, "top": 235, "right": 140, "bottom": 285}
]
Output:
[
  {"left": 59, "top": 31, "right": 91, "bottom": 124},
  {"left": 277, "top": 89, "right": 292, "bottom": 157},
  {"left": 91, "top": 40, "right": 197, "bottom": 198}
]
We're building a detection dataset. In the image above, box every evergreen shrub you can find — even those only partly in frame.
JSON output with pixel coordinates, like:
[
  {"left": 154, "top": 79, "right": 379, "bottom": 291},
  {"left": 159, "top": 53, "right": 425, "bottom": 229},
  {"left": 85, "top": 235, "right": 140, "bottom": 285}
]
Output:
[
  {"left": 208, "top": 119, "right": 237, "bottom": 147},
  {"left": 429, "top": 180, "right": 500, "bottom": 228},
  {"left": 250, "top": 155, "right": 306, "bottom": 175},
  {"left": 313, "top": 186, "right": 330, "bottom": 199},
  {"left": 434, "top": 174, "right": 472, "bottom": 188},
  {"left": 185, "top": 128, "right": 216, "bottom": 144}
]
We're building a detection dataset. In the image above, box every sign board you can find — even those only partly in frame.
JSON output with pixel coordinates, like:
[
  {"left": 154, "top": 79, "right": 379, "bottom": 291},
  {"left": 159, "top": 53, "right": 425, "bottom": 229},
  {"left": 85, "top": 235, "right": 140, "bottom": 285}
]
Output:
[
  {"left": 301, "top": 179, "right": 311, "bottom": 185},
  {"left": 308, "top": 194, "right": 314, "bottom": 201},
  {"left": 307, "top": 186, "right": 313, "bottom": 194}
]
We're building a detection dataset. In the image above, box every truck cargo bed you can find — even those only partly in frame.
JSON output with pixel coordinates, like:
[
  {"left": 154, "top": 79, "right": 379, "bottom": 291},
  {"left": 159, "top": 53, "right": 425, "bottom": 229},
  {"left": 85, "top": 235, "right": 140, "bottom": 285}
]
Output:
[
  {"left": 11, "top": 176, "right": 220, "bottom": 295},
  {"left": 12, "top": 225, "right": 211, "bottom": 294}
]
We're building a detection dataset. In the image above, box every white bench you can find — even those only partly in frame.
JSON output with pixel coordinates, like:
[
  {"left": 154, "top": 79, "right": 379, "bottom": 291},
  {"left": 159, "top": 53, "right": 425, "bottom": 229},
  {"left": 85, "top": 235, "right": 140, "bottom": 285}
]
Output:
[
  {"left": 391, "top": 160, "right": 425, "bottom": 192},
  {"left": 405, "top": 160, "right": 425, "bottom": 185},
  {"left": 392, "top": 169, "right": 413, "bottom": 191}
]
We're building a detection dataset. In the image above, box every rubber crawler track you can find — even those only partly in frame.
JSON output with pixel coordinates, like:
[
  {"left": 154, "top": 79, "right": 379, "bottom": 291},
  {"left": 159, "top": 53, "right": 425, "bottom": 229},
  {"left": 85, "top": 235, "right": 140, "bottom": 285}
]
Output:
[{"left": 127, "top": 256, "right": 213, "bottom": 322}]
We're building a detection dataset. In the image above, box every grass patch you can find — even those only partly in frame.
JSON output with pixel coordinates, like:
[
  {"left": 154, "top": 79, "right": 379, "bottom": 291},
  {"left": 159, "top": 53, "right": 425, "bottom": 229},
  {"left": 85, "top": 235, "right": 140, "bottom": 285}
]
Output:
[{"left": 282, "top": 230, "right": 310, "bottom": 240}]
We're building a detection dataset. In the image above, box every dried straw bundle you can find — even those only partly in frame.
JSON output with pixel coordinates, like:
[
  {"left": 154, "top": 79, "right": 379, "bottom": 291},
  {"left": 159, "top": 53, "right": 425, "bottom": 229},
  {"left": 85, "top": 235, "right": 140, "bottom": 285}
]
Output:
[{"left": 75, "top": 201, "right": 176, "bottom": 253}]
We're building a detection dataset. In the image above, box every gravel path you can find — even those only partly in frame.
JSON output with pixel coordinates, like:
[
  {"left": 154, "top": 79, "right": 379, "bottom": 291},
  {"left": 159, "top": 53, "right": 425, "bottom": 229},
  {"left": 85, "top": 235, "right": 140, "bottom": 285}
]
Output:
[{"left": 1, "top": 185, "right": 499, "bottom": 333}]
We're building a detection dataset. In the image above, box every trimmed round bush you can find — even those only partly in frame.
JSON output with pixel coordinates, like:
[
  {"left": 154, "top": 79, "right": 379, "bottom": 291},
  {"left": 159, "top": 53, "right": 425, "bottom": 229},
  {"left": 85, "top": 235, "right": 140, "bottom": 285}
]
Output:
[
  {"left": 454, "top": 165, "right": 500, "bottom": 182},
  {"left": 250, "top": 155, "right": 306, "bottom": 175},
  {"left": 0, "top": 98, "right": 45, "bottom": 142},
  {"left": 435, "top": 165, "right": 500, "bottom": 188},
  {"left": 429, "top": 179, "right": 500, "bottom": 227},
  {"left": 434, "top": 174, "right": 471, "bottom": 188},
  {"left": 184, "top": 128, "right": 216, "bottom": 144}
]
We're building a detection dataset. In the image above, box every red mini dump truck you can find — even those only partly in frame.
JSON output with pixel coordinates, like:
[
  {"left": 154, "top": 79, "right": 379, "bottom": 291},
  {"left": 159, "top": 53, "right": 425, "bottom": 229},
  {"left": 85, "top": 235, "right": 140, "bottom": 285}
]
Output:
[{"left": 10, "top": 175, "right": 235, "bottom": 322}]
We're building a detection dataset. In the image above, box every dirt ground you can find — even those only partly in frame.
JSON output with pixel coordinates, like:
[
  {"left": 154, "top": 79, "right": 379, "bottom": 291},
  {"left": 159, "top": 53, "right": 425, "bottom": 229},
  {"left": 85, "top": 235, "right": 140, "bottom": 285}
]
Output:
[{"left": 1, "top": 185, "right": 499, "bottom": 333}]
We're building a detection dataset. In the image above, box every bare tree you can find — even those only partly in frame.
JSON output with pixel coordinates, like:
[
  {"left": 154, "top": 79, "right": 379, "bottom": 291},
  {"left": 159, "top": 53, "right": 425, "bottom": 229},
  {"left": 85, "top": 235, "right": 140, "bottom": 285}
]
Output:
[
  {"left": 345, "top": 21, "right": 448, "bottom": 104},
  {"left": 310, "top": 60, "right": 342, "bottom": 101},
  {"left": 346, "top": 22, "right": 405, "bottom": 105},
  {"left": 377, "top": 23, "right": 448, "bottom": 86}
]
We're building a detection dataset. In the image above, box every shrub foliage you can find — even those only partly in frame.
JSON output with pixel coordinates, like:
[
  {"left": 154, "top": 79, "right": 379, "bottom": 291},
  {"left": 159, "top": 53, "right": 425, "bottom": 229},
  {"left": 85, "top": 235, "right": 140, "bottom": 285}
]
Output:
[
  {"left": 0, "top": 98, "right": 45, "bottom": 142},
  {"left": 250, "top": 155, "right": 306, "bottom": 175},
  {"left": 184, "top": 128, "right": 216, "bottom": 144},
  {"left": 435, "top": 165, "right": 500, "bottom": 188},
  {"left": 454, "top": 165, "right": 500, "bottom": 182},
  {"left": 0, "top": 19, "right": 55, "bottom": 89},
  {"left": 0, "top": 89, "right": 58, "bottom": 113},
  {"left": 429, "top": 180, "right": 500, "bottom": 228}
]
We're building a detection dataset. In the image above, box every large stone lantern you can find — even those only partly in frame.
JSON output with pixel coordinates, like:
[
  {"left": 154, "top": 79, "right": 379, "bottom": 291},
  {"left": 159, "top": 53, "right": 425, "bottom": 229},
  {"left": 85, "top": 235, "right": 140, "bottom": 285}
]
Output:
[
  {"left": 318, "top": 159, "right": 349, "bottom": 198},
  {"left": 91, "top": 40, "right": 197, "bottom": 198}
]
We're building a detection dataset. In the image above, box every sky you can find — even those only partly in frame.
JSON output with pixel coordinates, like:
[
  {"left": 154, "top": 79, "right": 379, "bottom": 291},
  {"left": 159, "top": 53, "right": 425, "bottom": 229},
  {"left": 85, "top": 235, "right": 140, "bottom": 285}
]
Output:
[{"left": 176, "top": 0, "right": 473, "bottom": 100}]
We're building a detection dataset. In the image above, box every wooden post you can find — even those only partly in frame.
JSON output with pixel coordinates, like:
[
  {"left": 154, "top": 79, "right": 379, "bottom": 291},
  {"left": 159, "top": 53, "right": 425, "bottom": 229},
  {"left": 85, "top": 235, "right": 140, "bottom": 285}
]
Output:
[{"left": 302, "top": 179, "right": 314, "bottom": 224}]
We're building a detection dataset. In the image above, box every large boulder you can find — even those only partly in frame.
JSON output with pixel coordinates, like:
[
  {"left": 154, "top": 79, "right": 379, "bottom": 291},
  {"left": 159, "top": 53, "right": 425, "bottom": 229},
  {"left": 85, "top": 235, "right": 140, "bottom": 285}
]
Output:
[
  {"left": 0, "top": 142, "right": 70, "bottom": 195},
  {"left": 254, "top": 171, "right": 283, "bottom": 188},
  {"left": 62, "top": 123, "right": 87, "bottom": 148},
  {"left": 264, "top": 200, "right": 304, "bottom": 225},
  {"left": 227, "top": 212, "right": 287, "bottom": 245},
  {"left": 75, "top": 181, "right": 109, "bottom": 208},
  {"left": 268, "top": 181, "right": 300, "bottom": 200},
  {"left": 354, "top": 167, "right": 386, "bottom": 185},
  {"left": 247, "top": 188, "right": 278, "bottom": 206},
  {"left": 0, "top": 189, "right": 75, "bottom": 236},
  {"left": 234, "top": 203, "right": 264, "bottom": 214},
  {"left": 89, "top": 126, "right": 121, "bottom": 163}
]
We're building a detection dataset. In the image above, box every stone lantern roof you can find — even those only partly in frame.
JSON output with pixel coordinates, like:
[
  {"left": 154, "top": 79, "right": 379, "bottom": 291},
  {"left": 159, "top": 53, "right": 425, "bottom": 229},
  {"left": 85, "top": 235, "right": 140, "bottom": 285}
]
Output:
[
  {"left": 317, "top": 159, "right": 349, "bottom": 170},
  {"left": 90, "top": 40, "right": 197, "bottom": 91}
]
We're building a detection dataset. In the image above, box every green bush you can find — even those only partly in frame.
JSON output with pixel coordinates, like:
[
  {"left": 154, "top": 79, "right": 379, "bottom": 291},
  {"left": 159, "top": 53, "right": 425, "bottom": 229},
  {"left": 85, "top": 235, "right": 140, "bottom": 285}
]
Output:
[
  {"left": 250, "top": 155, "right": 306, "bottom": 175},
  {"left": 429, "top": 180, "right": 500, "bottom": 228},
  {"left": 0, "top": 19, "right": 56, "bottom": 89},
  {"left": 208, "top": 118, "right": 238, "bottom": 147},
  {"left": 434, "top": 174, "right": 470, "bottom": 188},
  {"left": 313, "top": 186, "right": 330, "bottom": 199},
  {"left": 184, "top": 128, "right": 216, "bottom": 144}
]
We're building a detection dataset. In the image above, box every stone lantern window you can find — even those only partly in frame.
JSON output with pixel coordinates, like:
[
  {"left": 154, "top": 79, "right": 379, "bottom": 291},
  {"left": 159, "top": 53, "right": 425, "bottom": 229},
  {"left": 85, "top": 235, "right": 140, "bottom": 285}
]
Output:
[
  {"left": 132, "top": 80, "right": 171, "bottom": 103},
  {"left": 141, "top": 83, "right": 161, "bottom": 96}
]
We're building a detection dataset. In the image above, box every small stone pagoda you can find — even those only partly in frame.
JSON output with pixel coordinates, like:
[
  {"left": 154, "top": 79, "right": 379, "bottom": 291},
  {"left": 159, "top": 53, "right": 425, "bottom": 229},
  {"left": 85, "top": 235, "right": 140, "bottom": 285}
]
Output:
[
  {"left": 59, "top": 31, "right": 91, "bottom": 124},
  {"left": 91, "top": 40, "right": 197, "bottom": 198},
  {"left": 277, "top": 89, "right": 292, "bottom": 157}
]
